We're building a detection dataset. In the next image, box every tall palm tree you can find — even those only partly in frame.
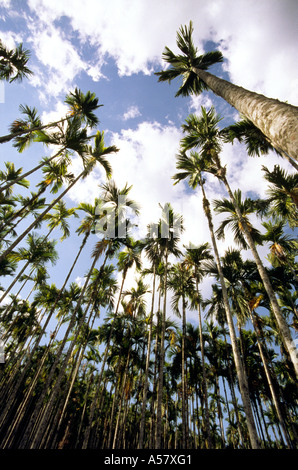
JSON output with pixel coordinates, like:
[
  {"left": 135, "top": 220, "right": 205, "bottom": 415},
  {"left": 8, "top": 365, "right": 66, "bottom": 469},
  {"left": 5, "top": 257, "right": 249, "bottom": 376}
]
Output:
[
  {"left": 116, "top": 237, "right": 143, "bottom": 313},
  {"left": 213, "top": 190, "right": 264, "bottom": 250},
  {"left": 156, "top": 21, "right": 298, "bottom": 162},
  {"left": 183, "top": 243, "right": 214, "bottom": 448},
  {"left": 81, "top": 235, "right": 140, "bottom": 449},
  {"left": 1, "top": 157, "right": 74, "bottom": 243},
  {"left": 168, "top": 262, "right": 195, "bottom": 448},
  {"left": 0, "top": 162, "right": 30, "bottom": 195},
  {"left": 173, "top": 153, "right": 261, "bottom": 449},
  {"left": 0, "top": 131, "right": 118, "bottom": 262},
  {"left": 179, "top": 106, "right": 298, "bottom": 377},
  {"left": 122, "top": 277, "right": 150, "bottom": 318},
  {"left": 0, "top": 87, "right": 101, "bottom": 146},
  {"left": 0, "top": 39, "right": 32, "bottom": 82},
  {"left": 154, "top": 203, "right": 183, "bottom": 449},
  {"left": 42, "top": 200, "right": 78, "bottom": 241},
  {"left": 0, "top": 233, "right": 58, "bottom": 304},
  {"left": 138, "top": 226, "right": 162, "bottom": 449},
  {"left": 0, "top": 114, "right": 94, "bottom": 195},
  {"left": 213, "top": 193, "right": 298, "bottom": 376},
  {"left": 99, "top": 179, "right": 140, "bottom": 239}
]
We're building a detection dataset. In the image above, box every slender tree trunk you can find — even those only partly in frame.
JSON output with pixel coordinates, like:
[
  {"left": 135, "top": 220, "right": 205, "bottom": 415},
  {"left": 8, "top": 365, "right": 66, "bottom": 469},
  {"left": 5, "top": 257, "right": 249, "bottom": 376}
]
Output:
[
  {"left": 181, "top": 296, "right": 187, "bottom": 448},
  {"left": 221, "top": 173, "right": 298, "bottom": 377},
  {"left": 0, "top": 230, "right": 89, "bottom": 437},
  {"left": 17, "top": 249, "right": 100, "bottom": 448},
  {"left": 112, "top": 346, "right": 131, "bottom": 449},
  {"left": 81, "top": 264, "right": 126, "bottom": 449},
  {"left": 0, "top": 147, "right": 67, "bottom": 194},
  {"left": 155, "top": 246, "right": 168, "bottom": 448},
  {"left": 0, "top": 185, "right": 46, "bottom": 237},
  {"left": 0, "top": 170, "right": 84, "bottom": 263},
  {"left": 200, "top": 181, "right": 260, "bottom": 449},
  {"left": 248, "top": 308, "right": 293, "bottom": 448},
  {"left": 192, "top": 67, "right": 298, "bottom": 161},
  {"left": 0, "top": 116, "right": 72, "bottom": 145},
  {"left": 196, "top": 285, "right": 213, "bottom": 449},
  {"left": 138, "top": 265, "right": 156, "bottom": 448},
  {"left": 0, "top": 260, "right": 29, "bottom": 304}
]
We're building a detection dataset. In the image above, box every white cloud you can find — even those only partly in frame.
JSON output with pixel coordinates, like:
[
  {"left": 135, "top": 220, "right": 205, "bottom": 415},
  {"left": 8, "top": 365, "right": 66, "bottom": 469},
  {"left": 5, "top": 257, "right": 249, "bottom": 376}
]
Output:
[
  {"left": 26, "top": 22, "right": 85, "bottom": 98},
  {"left": 0, "top": 30, "right": 23, "bottom": 49},
  {"left": 122, "top": 106, "right": 142, "bottom": 121},
  {"left": 24, "top": 0, "right": 298, "bottom": 106}
]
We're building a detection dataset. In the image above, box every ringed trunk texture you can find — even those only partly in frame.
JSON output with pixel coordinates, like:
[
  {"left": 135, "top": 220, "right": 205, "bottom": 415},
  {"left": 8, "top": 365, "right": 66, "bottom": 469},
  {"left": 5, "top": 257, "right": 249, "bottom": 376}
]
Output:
[{"left": 193, "top": 68, "right": 298, "bottom": 162}]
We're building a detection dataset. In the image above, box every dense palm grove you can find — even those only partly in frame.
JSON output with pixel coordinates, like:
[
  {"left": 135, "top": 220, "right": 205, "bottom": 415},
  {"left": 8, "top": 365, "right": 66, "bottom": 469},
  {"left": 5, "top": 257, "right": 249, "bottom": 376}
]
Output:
[{"left": 0, "top": 26, "right": 297, "bottom": 450}]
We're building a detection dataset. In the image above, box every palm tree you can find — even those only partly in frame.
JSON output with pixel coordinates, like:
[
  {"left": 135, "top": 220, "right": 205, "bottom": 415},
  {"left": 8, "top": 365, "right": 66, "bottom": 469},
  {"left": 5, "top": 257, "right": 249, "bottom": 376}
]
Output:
[
  {"left": 173, "top": 153, "right": 261, "bottom": 449},
  {"left": 168, "top": 262, "right": 195, "bottom": 448},
  {"left": 81, "top": 235, "right": 140, "bottom": 449},
  {"left": 99, "top": 179, "right": 140, "bottom": 239},
  {"left": 0, "top": 233, "right": 58, "bottom": 304},
  {"left": 42, "top": 200, "right": 79, "bottom": 241},
  {"left": 0, "top": 39, "right": 32, "bottom": 82},
  {"left": 6, "top": 105, "right": 43, "bottom": 152},
  {"left": 0, "top": 114, "right": 95, "bottom": 196},
  {"left": 156, "top": 21, "right": 298, "bottom": 162},
  {"left": 208, "top": 248, "right": 295, "bottom": 448},
  {"left": 122, "top": 278, "right": 150, "bottom": 318},
  {"left": 1, "top": 157, "right": 74, "bottom": 243},
  {"left": 0, "top": 162, "right": 30, "bottom": 195},
  {"left": 154, "top": 203, "right": 183, "bottom": 449},
  {"left": 138, "top": 227, "right": 162, "bottom": 449},
  {"left": 221, "top": 116, "right": 298, "bottom": 171},
  {"left": 0, "top": 87, "right": 101, "bottom": 146},
  {"left": 262, "top": 165, "right": 298, "bottom": 229},
  {"left": 116, "top": 237, "right": 143, "bottom": 313},
  {"left": 213, "top": 193, "right": 298, "bottom": 377},
  {"left": 0, "top": 131, "right": 118, "bottom": 262},
  {"left": 213, "top": 190, "right": 264, "bottom": 250},
  {"left": 179, "top": 106, "right": 298, "bottom": 378},
  {"left": 262, "top": 219, "right": 298, "bottom": 280},
  {"left": 183, "top": 243, "right": 214, "bottom": 448}
]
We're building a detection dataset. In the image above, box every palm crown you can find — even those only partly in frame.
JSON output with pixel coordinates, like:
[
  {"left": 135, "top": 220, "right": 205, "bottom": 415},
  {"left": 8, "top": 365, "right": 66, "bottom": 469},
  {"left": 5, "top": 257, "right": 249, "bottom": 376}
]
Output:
[{"left": 155, "top": 21, "right": 223, "bottom": 97}]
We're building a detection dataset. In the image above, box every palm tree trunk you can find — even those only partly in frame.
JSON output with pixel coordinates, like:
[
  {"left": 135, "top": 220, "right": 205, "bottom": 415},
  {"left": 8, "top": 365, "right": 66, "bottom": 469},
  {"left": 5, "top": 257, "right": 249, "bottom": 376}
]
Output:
[
  {"left": 200, "top": 181, "right": 260, "bottom": 449},
  {"left": 138, "top": 264, "right": 156, "bottom": 448},
  {"left": 0, "top": 230, "right": 89, "bottom": 437},
  {"left": 248, "top": 308, "right": 293, "bottom": 448},
  {"left": 181, "top": 296, "right": 187, "bottom": 448},
  {"left": 81, "top": 262, "right": 125, "bottom": 449},
  {"left": 112, "top": 345, "right": 131, "bottom": 449},
  {"left": 221, "top": 174, "right": 298, "bottom": 377},
  {"left": 0, "top": 260, "right": 29, "bottom": 304},
  {"left": 17, "top": 249, "right": 99, "bottom": 448},
  {"left": 0, "top": 116, "right": 71, "bottom": 145},
  {"left": 155, "top": 245, "right": 168, "bottom": 448},
  {"left": 0, "top": 186, "right": 46, "bottom": 237},
  {"left": 192, "top": 67, "right": 298, "bottom": 162},
  {"left": 196, "top": 283, "right": 213, "bottom": 449}
]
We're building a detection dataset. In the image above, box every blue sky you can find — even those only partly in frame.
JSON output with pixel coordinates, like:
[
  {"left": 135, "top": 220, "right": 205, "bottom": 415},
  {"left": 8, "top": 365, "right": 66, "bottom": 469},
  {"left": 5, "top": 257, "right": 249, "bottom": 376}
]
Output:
[{"left": 0, "top": 0, "right": 297, "bottom": 321}]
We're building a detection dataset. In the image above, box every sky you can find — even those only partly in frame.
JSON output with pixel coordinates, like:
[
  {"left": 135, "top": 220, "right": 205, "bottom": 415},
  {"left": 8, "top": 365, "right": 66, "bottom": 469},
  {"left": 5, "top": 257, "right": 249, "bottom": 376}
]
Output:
[{"left": 0, "top": 0, "right": 297, "bottom": 324}]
